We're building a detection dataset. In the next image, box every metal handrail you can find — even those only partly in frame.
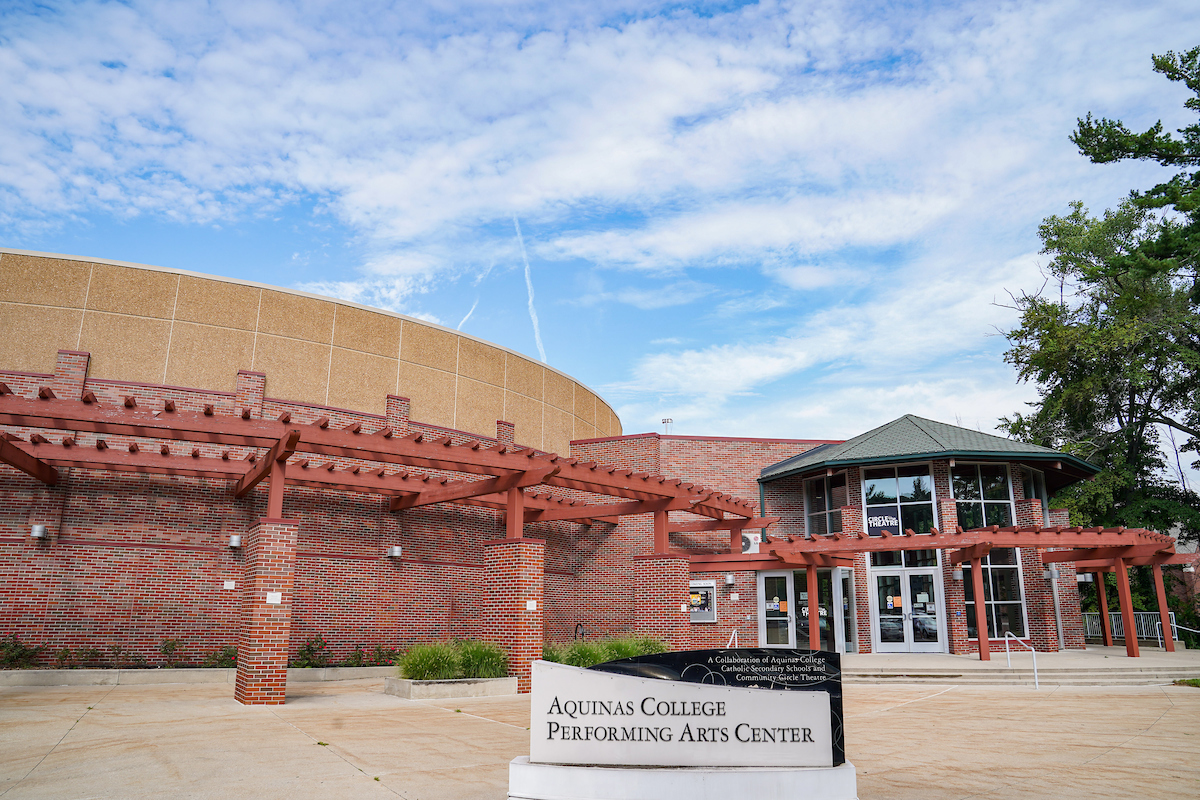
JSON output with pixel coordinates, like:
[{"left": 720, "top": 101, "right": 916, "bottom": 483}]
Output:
[
  {"left": 1157, "top": 620, "right": 1200, "bottom": 649},
  {"left": 727, "top": 628, "right": 739, "bottom": 648},
  {"left": 1004, "top": 631, "right": 1038, "bottom": 689}
]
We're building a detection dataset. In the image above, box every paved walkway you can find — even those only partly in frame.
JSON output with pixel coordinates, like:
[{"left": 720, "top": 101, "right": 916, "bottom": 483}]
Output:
[{"left": 1, "top": 672, "right": 1198, "bottom": 798}]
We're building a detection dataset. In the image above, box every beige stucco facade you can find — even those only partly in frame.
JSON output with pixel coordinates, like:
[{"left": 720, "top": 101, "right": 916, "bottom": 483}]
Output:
[{"left": 0, "top": 249, "right": 620, "bottom": 454}]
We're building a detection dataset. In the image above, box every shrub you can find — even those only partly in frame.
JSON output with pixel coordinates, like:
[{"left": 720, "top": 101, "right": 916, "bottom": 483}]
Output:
[
  {"left": 341, "top": 645, "right": 366, "bottom": 668},
  {"left": 0, "top": 634, "right": 46, "bottom": 669},
  {"left": 458, "top": 640, "right": 508, "bottom": 678},
  {"left": 399, "top": 642, "right": 461, "bottom": 681},
  {"left": 292, "top": 635, "right": 331, "bottom": 668},
  {"left": 201, "top": 646, "right": 237, "bottom": 668},
  {"left": 160, "top": 639, "right": 183, "bottom": 667},
  {"left": 369, "top": 645, "right": 399, "bottom": 666},
  {"left": 55, "top": 647, "right": 75, "bottom": 669},
  {"left": 542, "top": 637, "right": 667, "bottom": 667},
  {"left": 79, "top": 647, "right": 104, "bottom": 668},
  {"left": 562, "top": 641, "right": 611, "bottom": 668}
]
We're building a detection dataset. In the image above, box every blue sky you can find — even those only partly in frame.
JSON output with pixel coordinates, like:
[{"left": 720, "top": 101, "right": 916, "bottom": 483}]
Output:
[{"left": 2, "top": 0, "right": 1196, "bottom": 455}]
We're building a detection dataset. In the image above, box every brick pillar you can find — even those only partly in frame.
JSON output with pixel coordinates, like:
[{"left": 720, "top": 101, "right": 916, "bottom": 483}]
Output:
[
  {"left": 632, "top": 555, "right": 690, "bottom": 650},
  {"left": 1047, "top": 508, "right": 1071, "bottom": 527},
  {"left": 937, "top": 498, "right": 958, "bottom": 532},
  {"left": 387, "top": 395, "right": 411, "bottom": 434},
  {"left": 483, "top": 538, "right": 544, "bottom": 693},
  {"left": 1021, "top": 546, "right": 1059, "bottom": 652},
  {"left": 236, "top": 371, "right": 266, "bottom": 419},
  {"left": 943, "top": 553, "right": 970, "bottom": 654},
  {"left": 854, "top": 552, "right": 872, "bottom": 653},
  {"left": 497, "top": 420, "right": 515, "bottom": 446},
  {"left": 1058, "top": 559, "right": 1085, "bottom": 649},
  {"left": 234, "top": 518, "right": 298, "bottom": 705},
  {"left": 53, "top": 350, "right": 89, "bottom": 399}
]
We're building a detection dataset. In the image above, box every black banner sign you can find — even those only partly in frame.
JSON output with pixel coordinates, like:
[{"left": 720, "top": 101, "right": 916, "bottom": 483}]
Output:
[{"left": 590, "top": 648, "right": 845, "bottom": 765}]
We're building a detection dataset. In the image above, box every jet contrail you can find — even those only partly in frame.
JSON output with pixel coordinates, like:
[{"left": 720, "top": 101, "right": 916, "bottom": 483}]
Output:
[
  {"left": 513, "top": 215, "right": 546, "bottom": 363},
  {"left": 457, "top": 297, "right": 479, "bottom": 331}
]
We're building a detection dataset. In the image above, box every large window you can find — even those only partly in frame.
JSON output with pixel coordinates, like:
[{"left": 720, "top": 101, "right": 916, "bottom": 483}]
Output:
[
  {"left": 805, "top": 472, "right": 847, "bottom": 537},
  {"left": 962, "top": 548, "right": 1026, "bottom": 638},
  {"left": 951, "top": 463, "right": 1013, "bottom": 529},
  {"left": 863, "top": 464, "right": 934, "bottom": 536}
]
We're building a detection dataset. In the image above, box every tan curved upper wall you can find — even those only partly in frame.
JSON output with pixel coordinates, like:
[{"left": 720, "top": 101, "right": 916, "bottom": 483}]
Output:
[{"left": 0, "top": 248, "right": 621, "bottom": 454}]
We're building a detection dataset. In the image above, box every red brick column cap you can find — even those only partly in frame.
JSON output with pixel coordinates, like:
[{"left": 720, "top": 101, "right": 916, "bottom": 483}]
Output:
[
  {"left": 482, "top": 538, "right": 547, "bottom": 547},
  {"left": 56, "top": 349, "right": 91, "bottom": 356},
  {"left": 238, "top": 369, "right": 267, "bottom": 377},
  {"left": 256, "top": 518, "right": 300, "bottom": 526},
  {"left": 386, "top": 394, "right": 411, "bottom": 401}
]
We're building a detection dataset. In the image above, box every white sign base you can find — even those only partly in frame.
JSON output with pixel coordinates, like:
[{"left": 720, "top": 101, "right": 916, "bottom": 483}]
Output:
[{"left": 509, "top": 756, "right": 859, "bottom": 800}]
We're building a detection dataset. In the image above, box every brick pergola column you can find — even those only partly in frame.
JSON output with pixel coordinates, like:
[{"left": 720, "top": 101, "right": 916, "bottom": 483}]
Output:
[
  {"left": 483, "top": 537, "right": 544, "bottom": 693},
  {"left": 234, "top": 518, "right": 298, "bottom": 705},
  {"left": 632, "top": 554, "right": 690, "bottom": 651}
]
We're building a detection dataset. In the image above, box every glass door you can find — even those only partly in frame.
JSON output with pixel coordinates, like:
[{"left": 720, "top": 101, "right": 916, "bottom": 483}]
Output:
[
  {"left": 832, "top": 567, "right": 857, "bottom": 654},
  {"left": 874, "top": 572, "right": 907, "bottom": 652},
  {"left": 872, "top": 569, "right": 943, "bottom": 652},
  {"left": 758, "top": 571, "right": 795, "bottom": 648},
  {"left": 907, "top": 571, "right": 943, "bottom": 653}
]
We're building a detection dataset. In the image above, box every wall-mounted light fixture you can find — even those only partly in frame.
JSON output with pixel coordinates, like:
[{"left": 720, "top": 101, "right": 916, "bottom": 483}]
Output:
[
  {"left": 724, "top": 573, "right": 736, "bottom": 586},
  {"left": 228, "top": 535, "right": 241, "bottom": 548},
  {"left": 1076, "top": 573, "right": 1094, "bottom": 583},
  {"left": 387, "top": 546, "right": 403, "bottom": 558},
  {"left": 1043, "top": 567, "right": 1060, "bottom": 580},
  {"left": 30, "top": 525, "right": 47, "bottom": 539},
  {"left": 952, "top": 567, "right": 963, "bottom": 581}
]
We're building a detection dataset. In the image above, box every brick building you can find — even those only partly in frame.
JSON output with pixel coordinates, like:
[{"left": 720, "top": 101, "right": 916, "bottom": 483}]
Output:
[{"left": 1, "top": 250, "right": 1191, "bottom": 703}]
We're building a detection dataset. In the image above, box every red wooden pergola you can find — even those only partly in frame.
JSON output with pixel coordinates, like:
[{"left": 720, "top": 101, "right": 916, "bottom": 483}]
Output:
[
  {"left": 0, "top": 383, "right": 768, "bottom": 545},
  {"left": 743, "top": 523, "right": 1189, "bottom": 659}
]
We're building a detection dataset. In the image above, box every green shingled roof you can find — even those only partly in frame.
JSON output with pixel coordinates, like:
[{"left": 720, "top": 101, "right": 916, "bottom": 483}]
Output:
[{"left": 759, "top": 414, "right": 1099, "bottom": 486}]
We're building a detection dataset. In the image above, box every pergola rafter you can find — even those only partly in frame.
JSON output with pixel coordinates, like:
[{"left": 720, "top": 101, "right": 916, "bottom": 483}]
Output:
[{"left": 0, "top": 388, "right": 766, "bottom": 547}]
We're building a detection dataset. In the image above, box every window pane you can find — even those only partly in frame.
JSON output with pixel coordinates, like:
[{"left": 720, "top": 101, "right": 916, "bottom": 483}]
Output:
[
  {"left": 806, "top": 478, "right": 827, "bottom": 512},
  {"left": 952, "top": 465, "right": 980, "bottom": 500},
  {"left": 995, "top": 603, "right": 1025, "bottom": 637},
  {"left": 765, "top": 618, "right": 790, "bottom": 645},
  {"left": 901, "top": 504, "right": 934, "bottom": 535},
  {"left": 988, "top": 547, "right": 1017, "bottom": 566},
  {"left": 829, "top": 509, "right": 842, "bottom": 534},
  {"left": 985, "top": 605, "right": 998, "bottom": 639},
  {"left": 870, "top": 550, "right": 902, "bottom": 567},
  {"left": 991, "top": 568, "right": 1022, "bottom": 602},
  {"left": 904, "top": 549, "right": 938, "bottom": 567},
  {"left": 963, "top": 567, "right": 974, "bottom": 601},
  {"left": 965, "top": 601, "right": 978, "bottom": 638},
  {"left": 985, "top": 502, "right": 1012, "bottom": 527},
  {"left": 897, "top": 465, "right": 932, "bottom": 502},
  {"left": 980, "top": 464, "right": 1010, "bottom": 500},
  {"left": 864, "top": 469, "right": 898, "bottom": 505},
  {"left": 956, "top": 502, "right": 984, "bottom": 530},
  {"left": 808, "top": 513, "right": 828, "bottom": 537},
  {"left": 829, "top": 473, "right": 847, "bottom": 507}
]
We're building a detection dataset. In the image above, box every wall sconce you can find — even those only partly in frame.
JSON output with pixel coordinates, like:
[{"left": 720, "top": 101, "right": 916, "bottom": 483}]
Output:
[
  {"left": 1043, "top": 567, "right": 1060, "bottom": 580},
  {"left": 228, "top": 535, "right": 241, "bottom": 548},
  {"left": 387, "top": 546, "right": 403, "bottom": 558},
  {"left": 30, "top": 525, "right": 47, "bottom": 539},
  {"left": 952, "top": 567, "right": 963, "bottom": 581},
  {"left": 724, "top": 574, "right": 736, "bottom": 586},
  {"left": 1183, "top": 564, "right": 1195, "bottom": 574},
  {"left": 1077, "top": 573, "right": 1094, "bottom": 583}
]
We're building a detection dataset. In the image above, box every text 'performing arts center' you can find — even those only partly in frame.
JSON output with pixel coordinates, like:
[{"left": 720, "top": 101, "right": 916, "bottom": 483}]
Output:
[{"left": 0, "top": 248, "right": 1193, "bottom": 703}]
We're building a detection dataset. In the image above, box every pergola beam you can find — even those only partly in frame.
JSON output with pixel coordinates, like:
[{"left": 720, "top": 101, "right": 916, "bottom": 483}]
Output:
[
  {"left": 524, "top": 494, "right": 707, "bottom": 523},
  {"left": 389, "top": 463, "right": 560, "bottom": 511},
  {"left": 234, "top": 429, "right": 300, "bottom": 498},
  {"left": 0, "top": 436, "right": 59, "bottom": 485},
  {"left": 948, "top": 542, "right": 993, "bottom": 565},
  {"left": 669, "top": 516, "right": 777, "bottom": 532}
]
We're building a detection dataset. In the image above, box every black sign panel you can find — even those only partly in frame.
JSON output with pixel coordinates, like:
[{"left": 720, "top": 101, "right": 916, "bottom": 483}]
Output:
[{"left": 590, "top": 648, "right": 844, "bottom": 766}]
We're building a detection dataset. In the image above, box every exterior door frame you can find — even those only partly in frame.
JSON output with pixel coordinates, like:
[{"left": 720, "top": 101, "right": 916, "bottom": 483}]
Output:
[
  {"left": 757, "top": 570, "right": 796, "bottom": 648},
  {"left": 832, "top": 566, "right": 856, "bottom": 654},
  {"left": 868, "top": 562, "right": 948, "bottom": 653}
]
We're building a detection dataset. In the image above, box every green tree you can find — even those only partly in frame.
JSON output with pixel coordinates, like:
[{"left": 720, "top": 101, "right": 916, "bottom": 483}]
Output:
[{"left": 1001, "top": 47, "right": 1200, "bottom": 545}]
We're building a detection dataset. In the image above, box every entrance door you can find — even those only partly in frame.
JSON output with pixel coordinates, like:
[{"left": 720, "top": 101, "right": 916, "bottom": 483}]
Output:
[
  {"left": 872, "top": 568, "right": 943, "bottom": 652},
  {"left": 832, "top": 567, "right": 857, "bottom": 654},
  {"left": 758, "top": 571, "right": 795, "bottom": 648}
]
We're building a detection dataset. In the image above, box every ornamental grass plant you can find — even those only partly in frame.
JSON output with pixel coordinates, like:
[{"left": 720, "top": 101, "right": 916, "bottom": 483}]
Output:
[
  {"left": 457, "top": 639, "right": 508, "bottom": 678},
  {"left": 397, "top": 639, "right": 509, "bottom": 680},
  {"left": 541, "top": 636, "right": 668, "bottom": 667}
]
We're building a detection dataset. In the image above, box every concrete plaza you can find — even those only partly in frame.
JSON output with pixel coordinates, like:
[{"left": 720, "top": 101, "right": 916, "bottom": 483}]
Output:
[{"left": 2, "top": 657, "right": 1199, "bottom": 799}]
